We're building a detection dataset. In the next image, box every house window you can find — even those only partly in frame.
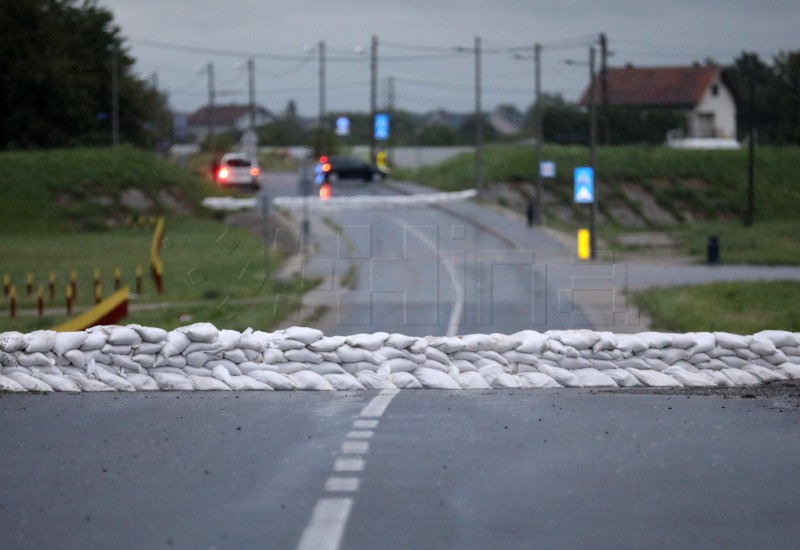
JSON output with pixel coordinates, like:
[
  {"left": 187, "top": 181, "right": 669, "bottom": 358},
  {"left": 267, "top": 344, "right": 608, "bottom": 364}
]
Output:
[{"left": 711, "top": 84, "right": 719, "bottom": 96}]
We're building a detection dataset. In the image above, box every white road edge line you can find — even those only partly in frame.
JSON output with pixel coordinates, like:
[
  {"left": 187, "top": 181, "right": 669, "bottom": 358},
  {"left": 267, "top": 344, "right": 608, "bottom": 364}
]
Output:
[
  {"left": 341, "top": 441, "right": 369, "bottom": 454},
  {"left": 346, "top": 430, "right": 374, "bottom": 439},
  {"left": 296, "top": 498, "right": 353, "bottom": 550},
  {"left": 359, "top": 388, "right": 400, "bottom": 417},
  {"left": 325, "top": 477, "right": 361, "bottom": 492},
  {"left": 353, "top": 419, "right": 379, "bottom": 429},
  {"left": 333, "top": 458, "right": 365, "bottom": 472}
]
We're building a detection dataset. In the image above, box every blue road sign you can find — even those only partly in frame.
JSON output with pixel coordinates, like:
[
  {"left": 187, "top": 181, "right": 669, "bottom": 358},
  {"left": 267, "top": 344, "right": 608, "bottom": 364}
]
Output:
[
  {"left": 540, "top": 161, "right": 556, "bottom": 178},
  {"left": 374, "top": 113, "right": 390, "bottom": 140},
  {"left": 574, "top": 167, "right": 594, "bottom": 204},
  {"left": 335, "top": 116, "right": 350, "bottom": 136}
]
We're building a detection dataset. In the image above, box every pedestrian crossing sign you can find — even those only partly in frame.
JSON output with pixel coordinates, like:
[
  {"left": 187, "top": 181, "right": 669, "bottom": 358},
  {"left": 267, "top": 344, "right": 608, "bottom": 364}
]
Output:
[{"left": 574, "top": 167, "right": 594, "bottom": 204}]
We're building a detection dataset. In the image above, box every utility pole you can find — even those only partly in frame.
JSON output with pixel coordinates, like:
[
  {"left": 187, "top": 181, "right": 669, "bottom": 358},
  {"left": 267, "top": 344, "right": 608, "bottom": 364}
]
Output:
[
  {"left": 370, "top": 35, "right": 378, "bottom": 164},
  {"left": 388, "top": 76, "right": 395, "bottom": 167},
  {"left": 534, "top": 43, "right": 543, "bottom": 225},
  {"left": 589, "top": 46, "right": 598, "bottom": 260},
  {"left": 207, "top": 62, "right": 215, "bottom": 152},
  {"left": 600, "top": 32, "right": 609, "bottom": 145},
  {"left": 247, "top": 58, "right": 255, "bottom": 131},
  {"left": 475, "top": 36, "right": 483, "bottom": 195},
  {"left": 318, "top": 41, "right": 326, "bottom": 157},
  {"left": 111, "top": 43, "right": 119, "bottom": 146},
  {"left": 745, "top": 76, "right": 756, "bottom": 227}
]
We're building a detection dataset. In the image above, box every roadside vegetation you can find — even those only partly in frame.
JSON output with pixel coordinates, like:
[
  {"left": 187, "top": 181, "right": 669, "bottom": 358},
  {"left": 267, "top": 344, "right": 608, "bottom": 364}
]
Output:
[{"left": 0, "top": 147, "right": 305, "bottom": 333}]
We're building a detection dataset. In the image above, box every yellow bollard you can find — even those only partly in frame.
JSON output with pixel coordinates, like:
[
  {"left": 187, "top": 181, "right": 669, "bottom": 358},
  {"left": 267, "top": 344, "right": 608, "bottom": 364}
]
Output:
[
  {"left": 2, "top": 273, "right": 10, "bottom": 296},
  {"left": 577, "top": 229, "right": 591, "bottom": 261}
]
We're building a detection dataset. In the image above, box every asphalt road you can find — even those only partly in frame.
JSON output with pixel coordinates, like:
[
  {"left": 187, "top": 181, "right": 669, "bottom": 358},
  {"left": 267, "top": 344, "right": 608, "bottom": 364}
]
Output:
[{"left": 2, "top": 389, "right": 799, "bottom": 549}]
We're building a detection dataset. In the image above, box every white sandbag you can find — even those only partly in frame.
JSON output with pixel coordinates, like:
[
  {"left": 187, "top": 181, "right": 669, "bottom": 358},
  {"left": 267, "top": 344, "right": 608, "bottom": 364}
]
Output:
[
  {"left": 28, "top": 365, "right": 60, "bottom": 376},
  {"left": 165, "top": 355, "right": 187, "bottom": 369},
  {"left": 180, "top": 322, "right": 219, "bottom": 343},
  {"left": 87, "top": 361, "right": 135, "bottom": 392},
  {"left": 386, "top": 333, "right": 417, "bottom": 349},
  {"left": 161, "top": 331, "right": 191, "bottom": 356},
  {"left": 490, "top": 373, "right": 521, "bottom": 389},
  {"left": 341, "top": 361, "right": 380, "bottom": 374},
  {"left": 284, "top": 326, "right": 324, "bottom": 345},
  {"left": 615, "top": 334, "right": 647, "bottom": 353},
  {"left": 5, "top": 370, "right": 54, "bottom": 391},
  {"left": 129, "top": 324, "right": 168, "bottom": 344},
  {"left": 451, "top": 359, "right": 477, "bottom": 372},
  {"left": 489, "top": 333, "right": 522, "bottom": 354},
  {"left": 61, "top": 367, "right": 115, "bottom": 391},
  {"left": 261, "top": 347, "right": 285, "bottom": 364},
  {"left": 452, "top": 351, "right": 481, "bottom": 363},
  {"left": 427, "top": 336, "right": 466, "bottom": 354},
  {"left": 222, "top": 349, "right": 249, "bottom": 364},
  {"left": 0, "top": 374, "right": 26, "bottom": 392},
  {"left": 537, "top": 365, "right": 582, "bottom": 387},
  {"left": 247, "top": 370, "right": 296, "bottom": 390},
  {"left": 603, "top": 368, "right": 642, "bottom": 387},
  {"left": 775, "top": 362, "right": 800, "bottom": 379},
  {"left": 714, "top": 332, "right": 750, "bottom": 350},
  {"left": 587, "top": 359, "right": 619, "bottom": 371},
  {"left": 15, "top": 352, "right": 54, "bottom": 367},
  {"left": 190, "top": 375, "right": 233, "bottom": 391},
  {"left": 31, "top": 370, "right": 81, "bottom": 393},
  {"left": 1, "top": 331, "right": 26, "bottom": 353},
  {"left": 24, "top": 330, "right": 56, "bottom": 354},
  {"left": 102, "top": 344, "right": 132, "bottom": 356},
  {"left": 616, "top": 357, "right": 650, "bottom": 371},
  {"left": 626, "top": 368, "right": 681, "bottom": 387},
  {"left": 182, "top": 366, "right": 213, "bottom": 377},
  {"left": 518, "top": 372, "right": 562, "bottom": 389},
  {"left": 754, "top": 330, "right": 799, "bottom": 348},
  {"left": 356, "top": 370, "right": 396, "bottom": 390},
  {"left": 390, "top": 371, "right": 423, "bottom": 389},
  {"left": 403, "top": 351, "right": 427, "bottom": 365},
  {"left": 111, "top": 354, "right": 145, "bottom": 373},
  {"left": 384, "top": 358, "right": 419, "bottom": 373},
  {"left": 572, "top": 368, "right": 616, "bottom": 387},
  {"left": 375, "top": 346, "right": 406, "bottom": 360},
  {"left": 762, "top": 351, "right": 789, "bottom": 366},
  {"left": 636, "top": 331, "right": 675, "bottom": 349},
  {"left": 324, "top": 373, "right": 366, "bottom": 390},
  {"left": 285, "top": 348, "right": 323, "bottom": 364},
  {"left": 501, "top": 350, "right": 539, "bottom": 365},
  {"left": 236, "top": 362, "right": 280, "bottom": 374},
  {"left": 346, "top": 332, "right": 389, "bottom": 351},
  {"left": 686, "top": 332, "right": 715, "bottom": 354},
  {"left": 185, "top": 351, "right": 213, "bottom": 369},
  {"left": 0, "top": 349, "right": 17, "bottom": 367},
  {"left": 478, "top": 363, "right": 505, "bottom": 385},
  {"left": 217, "top": 329, "right": 242, "bottom": 351},
  {"left": 550, "top": 329, "right": 600, "bottom": 351},
  {"left": 460, "top": 334, "right": 493, "bottom": 352},
  {"left": 558, "top": 357, "right": 593, "bottom": 370},
  {"left": 423, "top": 346, "right": 451, "bottom": 366},
  {"left": 741, "top": 365, "right": 787, "bottom": 383},
  {"left": 184, "top": 341, "right": 221, "bottom": 355},
  {"left": 242, "top": 348, "right": 262, "bottom": 362},
  {"left": 153, "top": 371, "right": 194, "bottom": 391},
  {"left": 458, "top": 370, "right": 491, "bottom": 389},
  {"left": 643, "top": 348, "right": 664, "bottom": 359},
  {"left": 136, "top": 342, "right": 163, "bottom": 355},
  {"left": 77, "top": 331, "right": 105, "bottom": 351},
  {"left": 310, "top": 362, "right": 346, "bottom": 375},
  {"left": 717, "top": 355, "right": 749, "bottom": 369},
  {"left": 664, "top": 366, "right": 716, "bottom": 387},
  {"left": 53, "top": 332, "right": 88, "bottom": 355},
  {"left": 109, "top": 326, "right": 141, "bottom": 346},
  {"left": 333, "top": 345, "right": 379, "bottom": 364},
  {"left": 419, "top": 359, "right": 449, "bottom": 373},
  {"left": 476, "top": 350, "right": 509, "bottom": 365},
  {"left": 719, "top": 368, "right": 761, "bottom": 386},
  {"left": 591, "top": 332, "right": 617, "bottom": 352},
  {"left": 204, "top": 359, "right": 241, "bottom": 375},
  {"left": 238, "top": 333, "right": 267, "bottom": 352},
  {"left": 288, "top": 370, "right": 335, "bottom": 391},
  {"left": 642, "top": 358, "right": 671, "bottom": 372},
  {"left": 414, "top": 366, "right": 461, "bottom": 389},
  {"left": 272, "top": 338, "right": 306, "bottom": 351},
  {"left": 661, "top": 348, "right": 691, "bottom": 364},
  {"left": 211, "top": 366, "right": 271, "bottom": 390},
  {"left": 309, "top": 336, "right": 347, "bottom": 352},
  {"left": 125, "top": 373, "right": 160, "bottom": 391}
]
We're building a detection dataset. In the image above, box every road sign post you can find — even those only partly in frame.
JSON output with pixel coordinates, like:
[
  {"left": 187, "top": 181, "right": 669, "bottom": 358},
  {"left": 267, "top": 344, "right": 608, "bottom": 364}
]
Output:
[{"left": 574, "top": 167, "right": 596, "bottom": 260}]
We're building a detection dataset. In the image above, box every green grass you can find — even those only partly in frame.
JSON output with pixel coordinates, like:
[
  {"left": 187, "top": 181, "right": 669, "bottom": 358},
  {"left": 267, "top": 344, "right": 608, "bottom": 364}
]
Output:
[
  {"left": 0, "top": 145, "right": 225, "bottom": 232},
  {"left": 677, "top": 219, "right": 800, "bottom": 265},
  {"left": 0, "top": 146, "right": 310, "bottom": 332},
  {"left": 634, "top": 280, "right": 800, "bottom": 333}
]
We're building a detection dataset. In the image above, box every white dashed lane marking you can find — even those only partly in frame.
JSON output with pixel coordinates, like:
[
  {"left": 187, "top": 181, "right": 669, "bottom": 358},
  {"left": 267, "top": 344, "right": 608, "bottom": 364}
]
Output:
[{"left": 296, "top": 390, "right": 400, "bottom": 550}]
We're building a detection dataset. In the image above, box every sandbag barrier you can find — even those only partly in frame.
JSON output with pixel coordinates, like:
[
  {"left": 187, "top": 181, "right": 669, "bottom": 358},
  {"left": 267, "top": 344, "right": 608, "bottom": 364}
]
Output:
[{"left": 1, "top": 325, "right": 799, "bottom": 392}]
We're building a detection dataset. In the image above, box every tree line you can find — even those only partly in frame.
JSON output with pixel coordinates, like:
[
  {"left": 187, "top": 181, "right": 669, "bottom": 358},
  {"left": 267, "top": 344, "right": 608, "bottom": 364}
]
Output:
[{"left": 0, "top": 0, "right": 171, "bottom": 150}]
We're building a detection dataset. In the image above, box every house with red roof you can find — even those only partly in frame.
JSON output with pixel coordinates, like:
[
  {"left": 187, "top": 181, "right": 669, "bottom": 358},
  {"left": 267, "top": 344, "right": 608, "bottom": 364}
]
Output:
[
  {"left": 580, "top": 64, "right": 737, "bottom": 140},
  {"left": 187, "top": 103, "right": 273, "bottom": 142}
]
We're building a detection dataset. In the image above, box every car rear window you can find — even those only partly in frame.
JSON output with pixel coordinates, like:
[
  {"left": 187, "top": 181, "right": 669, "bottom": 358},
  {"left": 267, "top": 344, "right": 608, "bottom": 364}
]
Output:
[{"left": 224, "top": 158, "right": 251, "bottom": 167}]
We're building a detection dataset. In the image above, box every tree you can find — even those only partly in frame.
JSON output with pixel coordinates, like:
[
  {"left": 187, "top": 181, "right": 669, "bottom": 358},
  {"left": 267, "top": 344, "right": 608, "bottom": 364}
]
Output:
[{"left": 0, "top": 0, "right": 172, "bottom": 150}]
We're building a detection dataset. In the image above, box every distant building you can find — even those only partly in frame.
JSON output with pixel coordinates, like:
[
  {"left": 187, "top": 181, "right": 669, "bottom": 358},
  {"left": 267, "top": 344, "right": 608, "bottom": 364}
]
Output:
[
  {"left": 580, "top": 64, "right": 737, "bottom": 139},
  {"left": 186, "top": 103, "right": 273, "bottom": 142}
]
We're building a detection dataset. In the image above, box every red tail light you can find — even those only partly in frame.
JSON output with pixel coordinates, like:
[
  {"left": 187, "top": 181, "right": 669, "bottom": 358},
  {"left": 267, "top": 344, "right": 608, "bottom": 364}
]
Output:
[
  {"left": 218, "top": 167, "right": 229, "bottom": 180},
  {"left": 322, "top": 163, "right": 331, "bottom": 172},
  {"left": 320, "top": 182, "right": 331, "bottom": 201},
  {"left": 250, "top": 167, "right": 260, "bottom": 177},
  {"left": 320, "top": 156, "right": 328, "bottom": 164}
]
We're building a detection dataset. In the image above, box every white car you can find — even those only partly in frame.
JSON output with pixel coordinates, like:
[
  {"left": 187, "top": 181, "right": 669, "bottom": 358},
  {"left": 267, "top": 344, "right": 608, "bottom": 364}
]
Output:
[{"left": 214, "top": 153, "right": 261, "bottom": 190}]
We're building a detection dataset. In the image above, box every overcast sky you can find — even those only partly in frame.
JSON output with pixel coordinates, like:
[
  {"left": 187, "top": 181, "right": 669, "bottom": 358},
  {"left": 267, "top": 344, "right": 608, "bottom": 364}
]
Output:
[{"left": 102, "top": 0, "right": 800, "bottom": 117}]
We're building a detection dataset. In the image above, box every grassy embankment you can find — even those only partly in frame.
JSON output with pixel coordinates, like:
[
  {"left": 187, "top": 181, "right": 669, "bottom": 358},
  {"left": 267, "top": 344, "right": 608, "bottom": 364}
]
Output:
[
  {"left": 402, "top": 144, "right": 800, "bottom": 332},
  {"left": 0, "top": 146, "right": 307, "bottom": 332}
]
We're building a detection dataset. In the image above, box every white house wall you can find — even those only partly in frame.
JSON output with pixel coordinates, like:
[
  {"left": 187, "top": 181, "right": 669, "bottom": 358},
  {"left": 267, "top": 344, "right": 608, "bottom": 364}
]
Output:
[{"left": 692, "top": 76, "right": 737, "bottom": 139}]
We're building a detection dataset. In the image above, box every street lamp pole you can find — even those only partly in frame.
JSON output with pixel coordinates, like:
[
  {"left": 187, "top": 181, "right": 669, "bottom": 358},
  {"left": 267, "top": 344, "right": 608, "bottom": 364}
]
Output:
[
  {"left": 207, "top": 62, "right": 215, "bottom": 152},
  {"left": 589, "top": 46, "right": 598, "bottom": 260},
  {"left": 111, "top": 43, "right": 119, "bottom": 146},
  {"left": 370, "top": 35, "right": 378, "bottom": 164},
  {"left": 534, "top": 43, "right": 542, "bottom": 225},
  {"left": 318, "top": 41, "right": 326, "bottom": 157},
  {"left": 475, "top": 36, "right": 483, "bottom": 195}
]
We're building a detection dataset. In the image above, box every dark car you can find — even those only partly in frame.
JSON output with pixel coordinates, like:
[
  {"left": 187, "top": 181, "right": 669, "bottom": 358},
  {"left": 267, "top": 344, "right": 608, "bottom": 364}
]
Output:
[{"left": 321, "top": 156, "right": 387, "bottom": 183}]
